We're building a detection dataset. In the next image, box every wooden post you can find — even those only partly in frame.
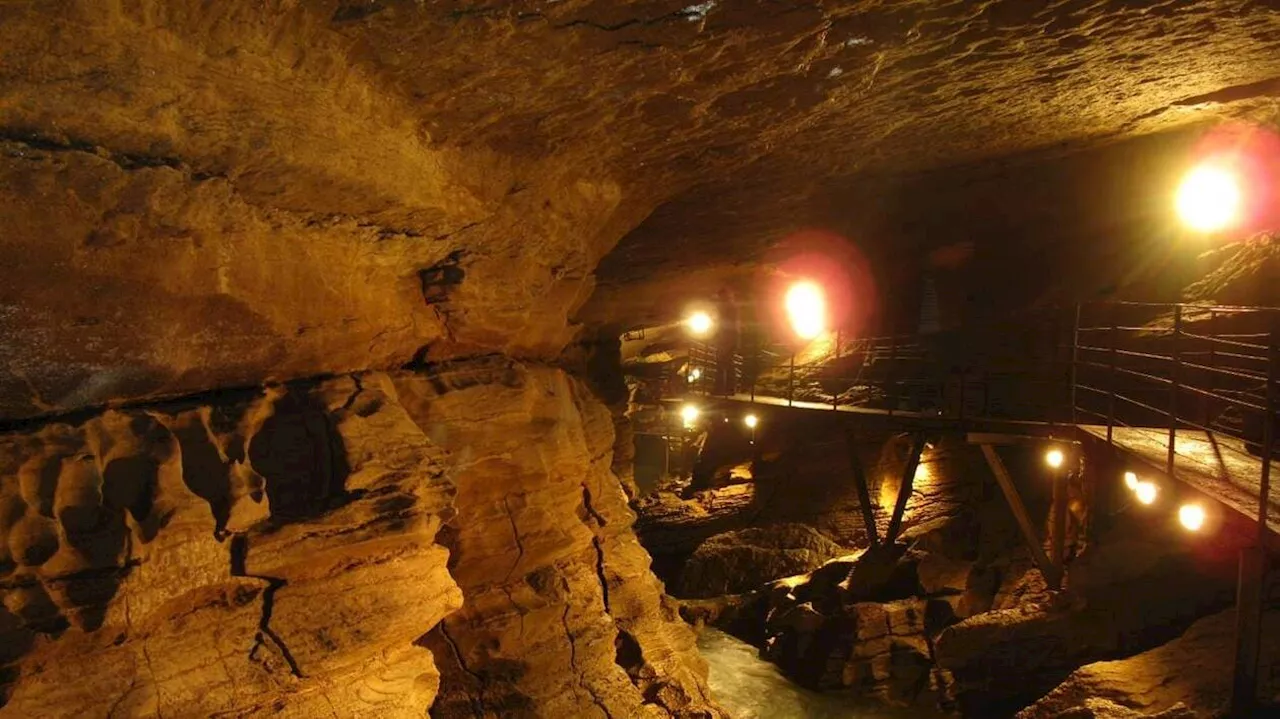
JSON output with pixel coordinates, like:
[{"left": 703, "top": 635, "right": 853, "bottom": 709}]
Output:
[
  {"left": 1206, "top": 309, "right": 1216, "bottom": 430},
  {"left": 980, "top": 444, "right": 1060, "bottom": 590},
  {"left": 1167, "top": 304, "right": 1182, "bottom": 478},
  {"left": 845, "top": 429, "right": 880, "bottom": 548},
  {"left": 885, "top": 433, "right": 927, "bottom": 543}
]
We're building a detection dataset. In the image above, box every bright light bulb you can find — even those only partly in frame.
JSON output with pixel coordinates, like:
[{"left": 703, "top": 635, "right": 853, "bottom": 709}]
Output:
[
  {"left": 785, "top": 281, "right": 826, "bottom": 340},
  {"left": 1135, "top": 481, "right": 1158, "bottom": 506},
  {"left": 744, "top": 414, "right": 759, "bottom": 429},
  {"left": 1124, "top": 471, "right": 1139, "bottom": 490},
  {"left": 680, "top": 404, "right": 699, "bottom": 428},
  {"left": 1045, "top": 448, "right": 1065, "bottom": 469},
  {"left": 1179, "top": 503, "right": 1206, "bottom": 532},
  {"left": 1176, "top": 163, "right": 1242, "bottom": 233},
  {"left": 688, "top": 367, "right": 702, "bottom": 383},
  {"left": 686, "top": 311, "right": 713, "bottom": 337}
]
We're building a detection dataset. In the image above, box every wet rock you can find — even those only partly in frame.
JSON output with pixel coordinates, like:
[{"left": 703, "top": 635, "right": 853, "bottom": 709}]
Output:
[{"left": 677, "top": 523, "right": 845, "bottom": 598}]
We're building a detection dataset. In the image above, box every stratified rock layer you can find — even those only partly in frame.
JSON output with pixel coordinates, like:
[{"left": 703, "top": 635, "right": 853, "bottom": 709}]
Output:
[
  {"left": 1, "top": 373, "right": 460, "bottom": 716},
  {"left": 1, "top": 362, "right": 720, "bottom": 717},
  {"left": 397, "top": 359, "right": 721, "bottom": 718}
]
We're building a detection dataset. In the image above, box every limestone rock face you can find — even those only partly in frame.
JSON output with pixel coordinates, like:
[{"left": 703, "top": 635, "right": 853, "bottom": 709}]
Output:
[
  {"left": 1, "top": 362, "right": 718, "bottom": 717},
  {"left": 0, "top": 373, "right": 461, "bottom": 716},
  {"left": 392, "top": 359, "right": 722, "bottom": 718},
  {"left": 4, "top": 1, "right": 1280, "bottom": 418}
]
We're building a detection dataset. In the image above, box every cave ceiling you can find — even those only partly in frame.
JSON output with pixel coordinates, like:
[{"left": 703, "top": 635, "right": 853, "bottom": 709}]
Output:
[{"left": 2, "top": 0, "right": 1279, "bottom": 419}]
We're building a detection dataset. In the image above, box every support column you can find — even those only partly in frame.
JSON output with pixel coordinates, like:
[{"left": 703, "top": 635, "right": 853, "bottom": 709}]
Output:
[
  {"left": 885, "top": 433, "right": 927, "bottom": 544},
  {"left": 845, "top": 429, "right": 880, "bottom": 548}
]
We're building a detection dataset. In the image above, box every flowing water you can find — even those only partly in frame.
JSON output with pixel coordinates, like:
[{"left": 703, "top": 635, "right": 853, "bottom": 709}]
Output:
[{"left": 697, "top": 628, "right": 939, "bottom": 719}]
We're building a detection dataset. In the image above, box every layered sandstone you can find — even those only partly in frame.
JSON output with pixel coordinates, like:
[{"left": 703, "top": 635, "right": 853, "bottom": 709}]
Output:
[{"left": 1, "top": 362, "right": 720, "bottom": 717}]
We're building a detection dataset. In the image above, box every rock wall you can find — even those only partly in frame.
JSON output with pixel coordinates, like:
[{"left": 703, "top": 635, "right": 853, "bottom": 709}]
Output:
[{"left": 1, "top": 361, "right": 720, "bottom": 717}]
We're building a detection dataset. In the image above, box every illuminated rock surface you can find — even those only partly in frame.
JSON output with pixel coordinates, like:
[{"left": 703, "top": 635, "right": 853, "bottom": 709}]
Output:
[{"left": 3, "top": 1, "right": 1280, "bottom": 717}]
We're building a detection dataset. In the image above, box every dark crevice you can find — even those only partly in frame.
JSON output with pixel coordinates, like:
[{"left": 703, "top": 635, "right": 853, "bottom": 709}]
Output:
[
  {"left": 229, "top": 535, "right": 303, "bottom": 678},
  {"left": 437, "top": 621, "right": 488, "bottom": 717},
  {"left": 0, "top": 130, "right": 192, "bottom": 174},
  {"left": 502, "top": 494, "right": 526, "bottom": 581}
]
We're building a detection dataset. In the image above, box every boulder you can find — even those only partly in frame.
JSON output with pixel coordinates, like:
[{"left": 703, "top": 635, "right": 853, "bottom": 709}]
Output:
[{"left": 677, "top": 524, "right": 846, "bottom": 598}]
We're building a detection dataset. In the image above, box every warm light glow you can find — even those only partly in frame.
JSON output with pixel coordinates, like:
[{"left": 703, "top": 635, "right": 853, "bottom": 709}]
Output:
[
  {"left": 1045, "top": 448, "right": 1064, "bottom": 469},
  {"left": 1179, "top": 502, "right": 1206, "bottom": 532},
  {"left": 744, "top": 414, "right": 759, "bottom": 429},
  {"left": 1135, "top": 481, "right": 1158, "bottom": 506},
  {"left": 686, "top": 311, "right": 713, "bottom": 337},
  {"left": 680, "top": 404, "right": 699, "bottom": 428},
  {"left": 785, "top": 280, "right": 826, "bottom": 340},
  {"left": 1124, "top": 471, "right": 1139, "bottom": 490},
  {"left": 687, "top": 367, "right": 702, "bottom": 383},
  {"left": 1176, "top": 163, "right": 1242, "bottom": 232}
]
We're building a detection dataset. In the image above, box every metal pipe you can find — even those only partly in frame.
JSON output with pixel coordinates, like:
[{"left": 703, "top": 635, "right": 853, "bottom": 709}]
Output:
[
  {"left": 1070, "top": 303, "right": 1080, "bottom": 425},
  {"left": 1108, "top": 317, "right": 1117, "bottom": 445}
]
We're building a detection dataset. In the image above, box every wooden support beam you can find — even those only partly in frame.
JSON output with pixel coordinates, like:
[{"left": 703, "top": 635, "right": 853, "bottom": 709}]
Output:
[
  {"left": 980, "top": 443, "right": 1061, "bottom": 590},
  {"left": 1051, "top": 466, "right": 1068, "bottom": 589},
  {"left": 886, "top": 433, "right": 927, "bottom": 543},
  {"left": 845, "top": 429, "right": 880, "bottom": 548}
]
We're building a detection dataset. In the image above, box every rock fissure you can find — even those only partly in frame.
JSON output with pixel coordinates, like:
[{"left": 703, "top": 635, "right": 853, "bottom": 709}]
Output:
[
  {"left": 502, "top": 493, "right": 526, "bottom": 582},
  {"left": 230, "top": 536, "right": 304, "bottom": 679}
]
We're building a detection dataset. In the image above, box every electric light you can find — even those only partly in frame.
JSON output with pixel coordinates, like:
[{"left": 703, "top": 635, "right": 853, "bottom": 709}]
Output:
[
  {"left": 1045, "top": 448, "right": 1065, "bottom": 469},
  {"left": 744, "top": 414, "right": 759, "bottom": 429},
  {"left": 784, "top": 280, "right": 826, "bottom": 340},
  {"left": 688, "top": 367, "right": 702, "bottom": 383},
  {"left": 1175, "top": 163, "right": 1242, "bottom": 233},
  {"left": 680, "top": 404, "right": 700, "bottom": 428},
  {"left": 1178, "top": 502, "right": 1206, "bottom": 532},
  {"left": 1135, "top": 480, "right": 1158, "bottom": 506},
  {"left": 1124, "top": 471, "right": 1139, "bottom": 490},
  {"left": 686, "top": 311, "right": 714, "bottom": 337}
]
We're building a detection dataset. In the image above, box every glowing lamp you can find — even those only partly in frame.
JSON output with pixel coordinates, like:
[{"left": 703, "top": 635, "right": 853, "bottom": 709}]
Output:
[
  {"left": 744, "top": 414, "right": 759, "bottom": 429},
  {"left": 688, "top": 367, "right": 702, "bottom": 383},
  {"left": 1176, "top": 163, "right": 1242, "bottom": 233},
  {"left": 680, "top": 404, "right": 700, "bottom": 428},
  {"left": 1045, "top": 448, "right": 1065, "bottom": 469},
  {"left": 785, "top": 281, "right": 826, "bottom": 340},
  {"left": 1178, "top": 503, "right": 1206, "bottom": 532},
  {"left": 686, "top": 311, "right": 714, "bottom": 337},
  {"left": 1124, "top": 471, "right": 1139, "bottom": 490},
  {"left": 1135, "top": 481, "right": 1158, "bottom": 506}
]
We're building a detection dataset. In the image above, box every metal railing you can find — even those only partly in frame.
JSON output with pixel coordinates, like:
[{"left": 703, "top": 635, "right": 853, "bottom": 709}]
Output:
[{"left": 1070, "top": 301, "right": 1280, "bottom": 477}]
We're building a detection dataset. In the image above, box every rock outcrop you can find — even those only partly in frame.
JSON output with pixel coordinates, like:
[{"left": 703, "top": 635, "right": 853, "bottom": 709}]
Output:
[
  {"left": 1016, "top": 608, "right": 1280, "bottom": 718},
  {"left": 677, "top": 524, "right": 845, "bottom": 599},
  {"left": 1, "top": 361, "right": 722, "bottom": 717},
  {"left": 1, "top": 373, "right": 460, "bottom": 716}
]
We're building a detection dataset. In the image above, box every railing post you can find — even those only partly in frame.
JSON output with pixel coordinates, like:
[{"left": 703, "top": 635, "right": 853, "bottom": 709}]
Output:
[
  {"left": 1108, "top": 313, "right": 1117, "bottom": 446},
  {"left": 1206, "top": 309, "right": 1216, "bottom": 430},
  {"left": 1231, "top": 316, "right": 1276, "bottom": 714},
  {"left": 887, "top": 325, "right": 898, "bottom": 417},
  {"left": 834, "top": 328, "right": 842, "bottom": 411},
  {"left": 1167, "top": 305, "right": 1182, "bottom": 478},
  {"left": 788, "top": 352, "right": 796, "bottom": 408},
  {"left": 1070, "top": 303, "right": 1081, "bottom": 425}
]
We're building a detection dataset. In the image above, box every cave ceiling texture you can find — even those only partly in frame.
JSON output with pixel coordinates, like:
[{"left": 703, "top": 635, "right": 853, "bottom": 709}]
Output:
[{"left": 3, "top": 0, "right": 1280, "bottom": 420}]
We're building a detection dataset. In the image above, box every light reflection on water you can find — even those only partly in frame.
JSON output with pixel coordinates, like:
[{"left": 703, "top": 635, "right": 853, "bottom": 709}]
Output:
[{"left": 697, "top": 628, "right": 938, "bottom": 719}]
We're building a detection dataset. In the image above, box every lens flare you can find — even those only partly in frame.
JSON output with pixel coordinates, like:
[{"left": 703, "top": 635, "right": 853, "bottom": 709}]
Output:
[
  {"left": 1124, "top": 471, "right": 1139, "bottom": 490},
  {"left": 1176, "top": 163, "right": 1242, "bottom": 232},
  {"left": 785, "top": 281, "right": 826, "bottom": 340},
  {"left": 1179, "top": 503, "right": 1206, "bottom": 532},
  {"left": 744, "top": 414, "right": 759, "bottom": 429},
  {"left": 680, "top": 404, "right": 699, "bottom": 428}
]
